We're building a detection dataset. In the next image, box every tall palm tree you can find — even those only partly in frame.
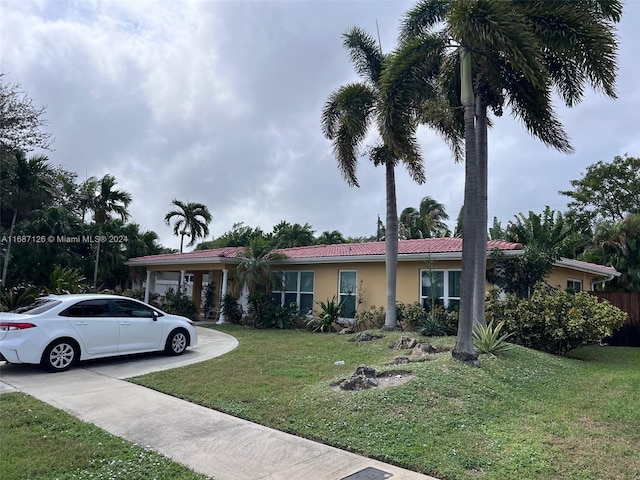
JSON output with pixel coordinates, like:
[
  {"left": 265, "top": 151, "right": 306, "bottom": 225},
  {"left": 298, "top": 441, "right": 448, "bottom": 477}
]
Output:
[
  {"left": 1, "top": 151, "right": 53, "bottom": 285},
  {"left": 400, "top": 196, "right": 450, "bottom": 239},
  {"left": 380, "top": 0, "right": 621, "bottom": 362},
  {"left": 164, "top": 199, "right": 212, "bottom": 253},
  {"left": 316, "top": 230, "right": 346, "bottom": 245},
  {"left": 272, "top": 221, "right": 315, "bottom": 248},
  {"left": 84, "top": 174, "right": 132, "bottom": 285},
  {"left": 321, "top": 27, "right": 455, "bottom": 330}
]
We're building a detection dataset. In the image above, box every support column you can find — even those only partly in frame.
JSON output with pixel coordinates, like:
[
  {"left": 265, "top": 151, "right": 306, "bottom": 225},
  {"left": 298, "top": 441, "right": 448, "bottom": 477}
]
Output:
[
  {"left": 144, "top": 270, "right": 151, "bottom": 304},
  {"left": 179, "top": 270, "right": 185, "bottom": 294},
  {"left": 217, "top": 268, "right": 229, "bottom": 324}
]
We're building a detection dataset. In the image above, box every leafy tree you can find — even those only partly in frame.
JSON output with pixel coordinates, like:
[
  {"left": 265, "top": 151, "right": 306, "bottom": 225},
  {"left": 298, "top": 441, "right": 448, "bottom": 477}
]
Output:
[
  {"left": 560, "top": 154, "right": 640, "bottom": 224},
  {"left": 1, "top": 151, "right": 54, "bottom": 285},
  {"left": 582, "top": 213, "right": 640, "bottom": 292},
  {"left": 83, "top": 174, "right": 132, "bottom": 284},
  {"left": 272, "top": 221, "right": 315, "bottom": 248},
  {"left": 0, "top": 74, "right": 53, "bottom": 152},
  {"left": 488, "top": 217, "right": 505, "bottom": 240},
  {"left": 321, "top": 26, "right": 453, "bottom": 330},
  {"left": 164, "top": 199, "right": 212, "bottom": 253},
  {"left": 380, "top": 0, "right": 621, "bottom": 363},
  {"left": 316, "top": 230, "right": 346, "bottom": 245},
  {"left": 198, "top": 222, "right": 266, "bottom": 249}
]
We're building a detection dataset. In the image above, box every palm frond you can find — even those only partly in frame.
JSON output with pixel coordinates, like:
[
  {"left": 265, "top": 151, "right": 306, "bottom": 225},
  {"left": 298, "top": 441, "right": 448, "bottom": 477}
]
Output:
[
  {"left": 399, "top": 0, "right": 452, "bottom": 41},
  {"left": 342, "top": 26, "right": 385, "bottom": 86}
]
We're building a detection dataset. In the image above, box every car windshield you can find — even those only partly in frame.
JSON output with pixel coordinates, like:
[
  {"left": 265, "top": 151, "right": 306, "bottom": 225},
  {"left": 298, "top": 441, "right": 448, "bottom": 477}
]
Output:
[{"left": 10, "top": 298, "right": 62, "bottom": 315}]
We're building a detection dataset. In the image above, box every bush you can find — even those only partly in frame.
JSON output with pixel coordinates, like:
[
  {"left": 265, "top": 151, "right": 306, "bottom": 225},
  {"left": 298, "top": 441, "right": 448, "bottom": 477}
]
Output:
[
  {"left": 161, "top": 288, "right": 199, "bottom": 321},
  {"left": 486, "top": 283, "right": 627, "bottom": 355},
  {"left": 0, "top": 284, "right": 42, "bottom": 311},
  {"left": 396, "top": 301, "right": 458, "bottom": 336},
  {"left": 221, "top": 293, "right": 243, "bottom": 324},
  {"left": 473, "top": 320, "right": 515, "bottom": 355},
  {"left": 354, "top": 305, "right": 385, "bottom": 331},
  {"left": 246, "top": 292, "right": 300, "bottom": 329},
  {"left": 308, "top": 296, "right": 344, "bottom": 333}
]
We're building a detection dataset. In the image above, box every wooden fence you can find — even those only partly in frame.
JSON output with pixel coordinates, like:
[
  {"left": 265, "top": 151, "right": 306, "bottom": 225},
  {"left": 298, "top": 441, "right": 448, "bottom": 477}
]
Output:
[{"left": 588, "top": 291, "right": 640, "bottom": 347}]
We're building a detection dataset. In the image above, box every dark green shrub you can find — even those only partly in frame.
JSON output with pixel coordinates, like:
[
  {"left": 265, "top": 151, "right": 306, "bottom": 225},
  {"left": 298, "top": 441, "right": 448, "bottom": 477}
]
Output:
[
  {"left": 47, "top": 266, "right": 89, "bottom": 294},
  {"left": 397, "top": 301, "right": 458, "bottom": 336},
  {"left": 161, "top": 288, "right": 199, "bottom": 321},
  {"left": 0, "top": 284, "right": 42, "bottom": 311},
  {"left": 221, "top": 293, "right": 243, "bottom": 324},
  {"left": 486, "top": 283, "right": 627, "bottom": 355},
  {"left": 246, "top": 292, "right": 300, "bottom": 329},
  {"left": 308, "top": 296, "right": 344, "bottom": 332}
]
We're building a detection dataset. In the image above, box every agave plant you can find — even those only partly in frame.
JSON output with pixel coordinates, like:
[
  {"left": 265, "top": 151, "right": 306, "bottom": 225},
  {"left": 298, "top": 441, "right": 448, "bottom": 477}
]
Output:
[
  {"left": 308, "top": 296, "right": 345, "bottom": 333},
  {"left": 473, "top": 320, "right": 515, "bottom": 355}
]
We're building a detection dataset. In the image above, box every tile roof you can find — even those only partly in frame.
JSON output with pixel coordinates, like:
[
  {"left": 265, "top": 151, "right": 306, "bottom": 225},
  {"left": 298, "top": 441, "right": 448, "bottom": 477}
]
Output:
[{"left": 127, "top": 238, "right": 523, "bottom": 264}]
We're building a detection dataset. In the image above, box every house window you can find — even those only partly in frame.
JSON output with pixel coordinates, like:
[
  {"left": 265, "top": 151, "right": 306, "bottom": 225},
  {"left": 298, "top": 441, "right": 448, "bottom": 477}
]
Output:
[
  {"left": 567, "top": 279, "right": 582, "bottom": 292},
  {"left": 339, "top": 270, "right": 357, "bottom": 319},
  {"left": 271, "top": 271, "right": 314, "bottom": 314},
  {"left": 420, "top": 269, "right": 461, "bottom": 311}
]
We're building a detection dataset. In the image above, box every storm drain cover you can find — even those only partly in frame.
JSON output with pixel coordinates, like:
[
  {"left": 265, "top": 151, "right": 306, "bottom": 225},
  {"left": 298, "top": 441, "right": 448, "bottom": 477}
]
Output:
[{"left": 340, "top": 467, "right": 393, "bottom": 480}]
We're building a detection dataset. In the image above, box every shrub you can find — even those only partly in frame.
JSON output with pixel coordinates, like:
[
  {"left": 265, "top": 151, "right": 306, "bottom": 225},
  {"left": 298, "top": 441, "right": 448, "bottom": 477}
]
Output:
[
  {"left": 396, "top": 301, "right": 458, "bottom": 336},
  {"left": 473, "top": 320, "right": 515, "bottom": 355},
  {"left": 486, "top": 283, "right": 627, "bottom": 355},
  {"left": 221, "top": 293, "right": 243, "bottom": 324},
  {"left": 161, "top": 288, "right": 199, "bottom": 321},
  {"left": 354, "top": 305, "right": 385, "bottom": 331},
  {"left": 47, "top": 266, "right": 89, "bottom": 294},
  {"left": 308, "top": 296, "right": 344, "bottom": 332},
  {"left": 246, "top": 292, "right": 300, "bottom": 329},
  {"left": 0, "top": 284, "right": 41, "bottom": 311}
]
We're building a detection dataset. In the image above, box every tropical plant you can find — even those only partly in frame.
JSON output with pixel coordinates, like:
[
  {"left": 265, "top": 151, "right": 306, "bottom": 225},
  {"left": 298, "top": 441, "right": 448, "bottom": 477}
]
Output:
[
  {"left": 47, "top": 266, "right": 89, "bottom": 294},
  {"left": 272, "top": 221, "right": 315, "bottom": 248},
  {"left": 316, "top": 230, "right": 346, "bottom": 245},
  {"left": 399, "top": 196, "right": 451, "bottom": 239},
  {"left": 201, "top": 282, "right": 216, "bottom": 319},
  {"left": 221, "top": 292, "right": 243, "bottom": 324},
  {"left": 160, "top": 288, "right": 199, "bottom": 321},
  {"left": 353, "top": 305, "right": 386, "bottom": 331},
  {"left": 1, "top": 151, "right": 54, "bottom": 285},
  {"left": 308, "top": 296, "right": 345, "bottom": 333},
  {"left": 321, "top": 26, "right": 456, "bottom": 330},
  {"left": 83, "top": 174, "right": 132, "bottom": 285},
  {"left": 164, "top": 199, "right": 212, "bottom": 253},
  {"left": 235, "top": 237, "right": 284, "bottom": 296},
  {"left": 0, "top": 283, "right": 41, "bottom": 311},
  {"left": 473, "top": 320, "right": 515, "bottom": 355},
  {"left": 380, "top": 0, "right": 621, "bottom": 362}
]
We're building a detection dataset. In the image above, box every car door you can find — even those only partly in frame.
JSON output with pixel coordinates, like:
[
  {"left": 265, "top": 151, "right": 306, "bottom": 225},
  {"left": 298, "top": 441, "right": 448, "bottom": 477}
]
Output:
[
  {"left": 111, "top": 299, "right": 164, "bottom": 353},
  {"left": 60, "top": 299, "right": 120, "bottom": 356}
]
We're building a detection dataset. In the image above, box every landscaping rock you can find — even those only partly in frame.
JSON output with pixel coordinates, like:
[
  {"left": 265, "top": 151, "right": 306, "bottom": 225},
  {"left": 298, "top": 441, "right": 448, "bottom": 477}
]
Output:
[
  {"left": 391, "top": 336, "right": 418, "bottom": 350},
  {"left": 355, "top": 365, "right": 377, "bottom": 378},
  {"left": 339, "top": 374, "right": 378, "bottom": 390},
  {"left": 387, "top": 356, "right": 411, "bottom": 365},
  {"left": 339, "top": 327, "right": 355, "bottom": 335},
  {"left": 349, "top": 331, "right": 383, "bottom": 342},
  {"left": 413, "top": 343, "right": 439, "bottom": 356}
]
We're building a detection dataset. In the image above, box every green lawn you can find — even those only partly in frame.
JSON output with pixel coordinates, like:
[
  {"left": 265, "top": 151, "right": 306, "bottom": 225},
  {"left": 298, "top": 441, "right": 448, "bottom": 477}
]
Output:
[
  {"left": 0, "top": 393, "right": 211, "bottom": 480},
  {"left": 131, "top": 325, "right": 640, "bottom": 480}
]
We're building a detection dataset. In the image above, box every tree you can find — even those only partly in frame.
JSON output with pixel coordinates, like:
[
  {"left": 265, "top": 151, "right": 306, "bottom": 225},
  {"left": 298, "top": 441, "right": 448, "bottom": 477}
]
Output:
[
  {"left": 235, "top": 237, "right": 283, "bottom": 296},
  {"left": 322, "top": 27, "right": 451, "bottom": 330},
  {"left": 0, "top": 75, "right": 53, "bottom": 152},
  {"left": 84, "top": 174, "right": 132, "bottom": 284},
  {"left": 198, "top": 222, "right": 266, "bottom": 249},
  {"left": 316, "top": 230, "right": 346, "bottom": 245},
  {"left": 380, "top": 0, "right": 621, "bottom": 363},
  {"left": 1, "top": 151, "right": 54, "bottom": 285},
  {"left": 399, "top": 196, "right": 450, "bottom": 239},
  {"left": 560, "top": 154, "right": 640, "bottom": 225},
  {"left": 164, "top": 199, "right": 212, "bottom": 253},
  {"left": 583, "top": 213, "right": 640, "bottom": 292},
  {"left": 272, "top": 221, "right": 315, "bottom": 248}
]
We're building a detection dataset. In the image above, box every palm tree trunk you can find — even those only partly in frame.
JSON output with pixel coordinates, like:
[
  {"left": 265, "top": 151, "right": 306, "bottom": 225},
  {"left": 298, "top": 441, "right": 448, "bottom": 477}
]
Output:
[
  {"left": 1, "top": 209, "right": 18, "bottom": 286},
  {"left": 93, "top": 228, "right": 102, "bottom": 286},
  {"left": 453, "top": 46, "right": 479, "bottom": 364},
  {"left": 382, "top": 160, "right": 400, "bottom": 330},
  {"left": 473, "top": 95, "right": 488, "bottom": 327}
]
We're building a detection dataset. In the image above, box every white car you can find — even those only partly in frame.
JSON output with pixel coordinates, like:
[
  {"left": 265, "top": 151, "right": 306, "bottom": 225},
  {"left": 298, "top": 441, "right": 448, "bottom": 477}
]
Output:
[{"left": 0, "top": 294, "right": 198, "bottom": 372}]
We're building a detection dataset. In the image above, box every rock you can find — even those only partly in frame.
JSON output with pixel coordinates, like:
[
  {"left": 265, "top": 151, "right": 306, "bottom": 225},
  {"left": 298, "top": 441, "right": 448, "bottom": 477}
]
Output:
[
  {"left": 339, "top": 327, "right": 355, "bottom": 335},
  {"left": 391, "top": 336, "right": 418, "bottom": 350},
  {"left": 349, "top": 331, "right": 383, "bottom": 342},
  {"left": 387, "top": 356, "right": 411, "bottom": 365},
  {"left": 355, "top": 365, "right": 377, "bottom": 378},
  {"left": 413, "top": 343, "right": 438, "bottom": 356},
  {"left": 339, "top": 373, "right": 378, "bottom": 390}
]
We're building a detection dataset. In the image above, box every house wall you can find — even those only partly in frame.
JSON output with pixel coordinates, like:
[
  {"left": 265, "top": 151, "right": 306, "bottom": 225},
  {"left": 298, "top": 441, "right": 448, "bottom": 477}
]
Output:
[{"left": 546, "top": 266, "right": 601, "bottom": 291}]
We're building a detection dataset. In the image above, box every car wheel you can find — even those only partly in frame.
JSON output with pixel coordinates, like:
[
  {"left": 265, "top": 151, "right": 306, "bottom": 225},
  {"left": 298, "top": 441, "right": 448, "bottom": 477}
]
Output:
[
  {"left": 41, "top": 339, "right": 78, "bottom": 372},
  {"left": 165, "top": 329, "right": 189, "bottom": 356}
]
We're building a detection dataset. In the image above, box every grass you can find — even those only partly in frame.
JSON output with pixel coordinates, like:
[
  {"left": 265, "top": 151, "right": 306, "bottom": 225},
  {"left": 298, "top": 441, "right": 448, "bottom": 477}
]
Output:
[
  {"left": 131, "top": 325, "right": 640, "bottom": 480},
  {"left": 0, "top": 393, "right": 211, "bottom": 480}
]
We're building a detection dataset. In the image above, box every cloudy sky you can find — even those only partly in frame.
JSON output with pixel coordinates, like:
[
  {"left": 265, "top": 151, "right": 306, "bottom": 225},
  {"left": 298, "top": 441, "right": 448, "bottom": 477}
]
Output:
[{"left": 2, "top": 0, "right": 639, "bottom": 251}]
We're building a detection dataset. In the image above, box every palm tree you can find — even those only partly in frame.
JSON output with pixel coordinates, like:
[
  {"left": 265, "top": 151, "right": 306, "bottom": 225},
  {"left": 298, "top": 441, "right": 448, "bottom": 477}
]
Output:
[
  {"left": 164, "top": 199, "right": 212, "bottom": 253},
  {"left": 321, "top": 27, "right": 454, "bottom": 330},
  {"left": 400, "top": 196, "right": 450, "bottom": 239},
  {"left": 316, "top": 230, "right": 346, "bottom": 245},
  {"left": 84, "top": 174, "right": 132, "bottom": 285},
  {"left": 380, "top": 0, "right": 621, "bottom": 362},
  {"left": 235, "top": 237, "right": 284, "bottom": 296},
  {"left": 272, "top": 221, "right": 315, "bottom": 248},
  {"left": 1, "top": 151, "right": 53, "bottom": 285}
]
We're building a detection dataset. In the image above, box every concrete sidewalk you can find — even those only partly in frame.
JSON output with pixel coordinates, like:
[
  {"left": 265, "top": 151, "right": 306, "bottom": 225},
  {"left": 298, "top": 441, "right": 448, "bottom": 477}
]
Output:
[{"left": 1, "top": 327, "right": 438, "bottom": 480}]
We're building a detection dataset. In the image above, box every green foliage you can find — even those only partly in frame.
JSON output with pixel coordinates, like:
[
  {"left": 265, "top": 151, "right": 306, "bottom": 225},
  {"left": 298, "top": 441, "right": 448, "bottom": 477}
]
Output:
[
  {"left": 46, "top": 266, "right": 89, "bottom": 294},
  {"left": 0, "top": 284, "right": 41, "bottom": 311},
  {"left": 473, "top": 320, "right": 515, "bottom": 355},
  {"left": 221, "top": 293, "right": 243, "bottom": 324},
  {"left": 488, "top": 246, "right": 556, "bottom": 298},
  {"left": 160, "top": 288, "right": 199, "bottom": 321},
  {"left": 246, "top": 292, "right": 300, "bottom": 329},
  {"left": 201, "top": 282, "right": 215, "bottom": 318},
  {"left": 486, "top": 284, "right": 627, "bottom": 355},
  {"left": 354, "top": 305, "right": 386, "bottom": 331},
  {"left": 308, "top": 296, "right": 344, "bottom": 332},
  {"left": 396, "top": 301, "right": 458, "bottom": 336}
]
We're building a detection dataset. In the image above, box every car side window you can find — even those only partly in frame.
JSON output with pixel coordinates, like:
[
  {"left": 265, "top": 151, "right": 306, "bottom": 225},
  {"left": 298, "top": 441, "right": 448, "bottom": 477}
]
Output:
[
  {"left": 60, "top": 300, "right": 112, "bottom": 317},
  {"left": 112, "top": 300, "right": 155, "bottom": 318}
]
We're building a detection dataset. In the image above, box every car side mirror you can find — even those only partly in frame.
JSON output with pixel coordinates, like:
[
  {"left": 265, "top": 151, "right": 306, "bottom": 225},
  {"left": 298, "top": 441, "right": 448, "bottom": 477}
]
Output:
[{"left": 152, "top": 310, "right": 159, "bottom": 321}]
